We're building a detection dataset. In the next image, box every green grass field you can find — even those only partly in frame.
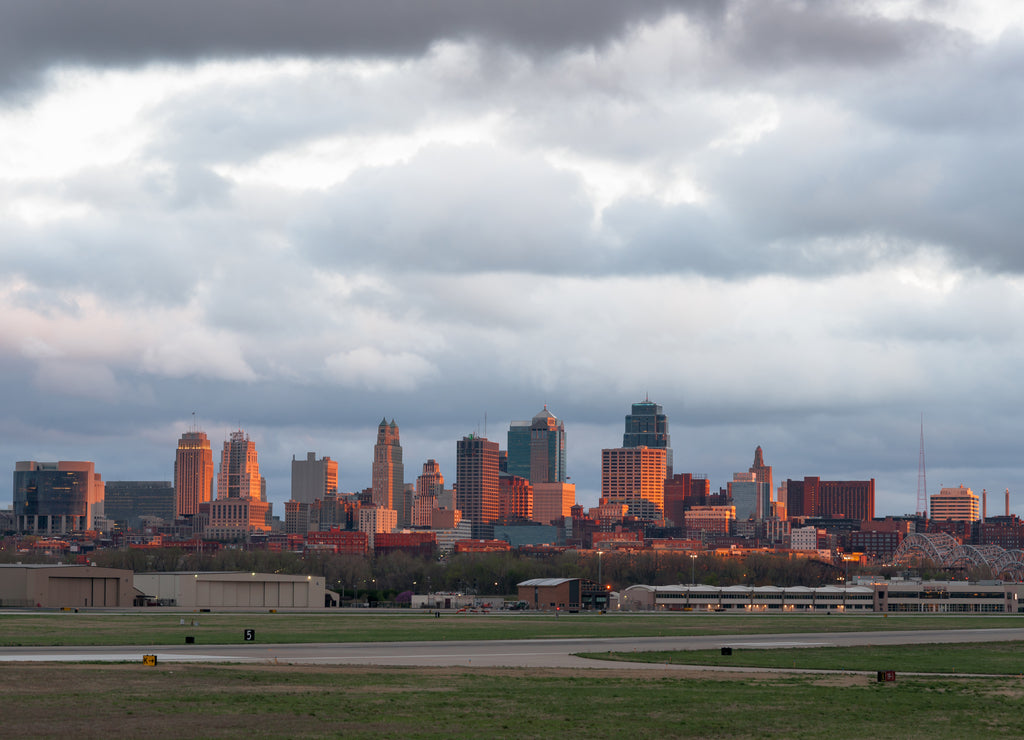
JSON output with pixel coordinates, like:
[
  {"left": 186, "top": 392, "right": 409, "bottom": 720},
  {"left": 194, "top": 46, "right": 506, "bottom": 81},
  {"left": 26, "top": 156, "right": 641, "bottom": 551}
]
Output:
[
  {"left": 4, "top": 662, "right": 1024, "bottom": 739},
  {"left": 5, "top": 611, "right": 1024, "bottom": 737},
  {"left": 1, "top": 610, "right": 1022, "bottom": 646},
  {"left": 583, "top": 640, "right": 1024, "bottom": 675}
]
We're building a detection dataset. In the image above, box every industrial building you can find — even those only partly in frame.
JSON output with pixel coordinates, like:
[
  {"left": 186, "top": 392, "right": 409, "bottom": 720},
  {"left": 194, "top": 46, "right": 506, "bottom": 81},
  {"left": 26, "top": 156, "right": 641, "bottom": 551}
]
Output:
[
  {"left": 621, "top": 579, "right": 1024, "bottom": 613},
  {"left": 0, "top": 564, "right": 134, "bottom": 608},
  {"left": 133, "top": 571, "right": 332, "bottom": 608}
]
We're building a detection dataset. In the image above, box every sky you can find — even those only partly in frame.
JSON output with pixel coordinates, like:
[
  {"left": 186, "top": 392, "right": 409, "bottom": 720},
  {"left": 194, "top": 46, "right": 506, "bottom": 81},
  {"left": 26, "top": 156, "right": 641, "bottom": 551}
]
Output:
[{"left": 2, "top": 0, "right": 1024, "bottom": 518}]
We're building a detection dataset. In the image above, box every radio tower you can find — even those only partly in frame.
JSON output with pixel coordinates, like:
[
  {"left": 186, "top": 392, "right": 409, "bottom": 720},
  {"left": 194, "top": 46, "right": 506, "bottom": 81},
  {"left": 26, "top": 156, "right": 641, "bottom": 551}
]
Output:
[{"left": 916, "top": 414, "right": 928, "bottom": 518}]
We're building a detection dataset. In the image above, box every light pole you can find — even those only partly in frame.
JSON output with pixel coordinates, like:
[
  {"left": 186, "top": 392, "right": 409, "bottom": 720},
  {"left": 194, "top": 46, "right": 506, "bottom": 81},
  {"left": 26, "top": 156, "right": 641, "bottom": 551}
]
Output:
[
  {"left": 597, "top": 551, "right": 604, "bottom": 611},
  {"left": 690, "top": 553, "right": 697, "bottom": 585}
]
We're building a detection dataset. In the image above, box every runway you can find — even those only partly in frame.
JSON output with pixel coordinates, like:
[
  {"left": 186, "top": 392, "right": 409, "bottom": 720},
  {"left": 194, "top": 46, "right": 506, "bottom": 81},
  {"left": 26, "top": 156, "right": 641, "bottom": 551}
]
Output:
[{"left": 2, "top": 628, "right": 1022, "bottom": 668}]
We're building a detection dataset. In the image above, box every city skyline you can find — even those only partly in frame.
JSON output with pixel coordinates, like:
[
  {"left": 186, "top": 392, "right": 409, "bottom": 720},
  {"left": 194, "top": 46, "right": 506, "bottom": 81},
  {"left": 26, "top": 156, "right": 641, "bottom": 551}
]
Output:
[{"left": 2, "top": 3, "right": 1024, "bottom": 517}]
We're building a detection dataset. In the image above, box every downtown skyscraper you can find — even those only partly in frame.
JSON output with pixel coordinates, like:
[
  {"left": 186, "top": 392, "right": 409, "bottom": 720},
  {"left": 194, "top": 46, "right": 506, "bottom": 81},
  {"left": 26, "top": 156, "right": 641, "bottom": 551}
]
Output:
[
  {"left": 173, "top": 427, "right": 214, "bottom": 518},
  {"left": 507, "top": 406, "right": 567, "bottom": 484},
  {"left": 622, "top": 397, "right": 673, "bottom": 478},
  {"left": 217, "top": 429, "right": 263, "bottom": 500},
  {"left": 372, "top": 418, "right": 406, "bottom": 525},
  {"left": 457, "top": 434, "right": 499, "bottom": 538}
]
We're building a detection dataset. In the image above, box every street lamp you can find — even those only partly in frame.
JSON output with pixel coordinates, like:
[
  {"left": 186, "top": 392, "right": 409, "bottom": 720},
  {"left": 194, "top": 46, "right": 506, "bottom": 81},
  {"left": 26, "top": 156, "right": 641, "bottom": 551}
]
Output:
[
  {"left": 689, "top": 553, "right": 697, "bottom": 585},
  {"left": 597, "top": 551, "right": 604, "bottom": 588}
]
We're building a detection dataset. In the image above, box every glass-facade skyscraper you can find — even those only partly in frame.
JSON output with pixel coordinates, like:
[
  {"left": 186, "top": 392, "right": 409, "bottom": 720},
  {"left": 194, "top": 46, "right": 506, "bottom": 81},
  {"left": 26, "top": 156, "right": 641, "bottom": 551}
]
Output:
[
  {"left": 507, "top": 406, "right": 566, "bottom": 485},
  {"left": 622, "top": 398, "right": 672, "bottom": 477}
]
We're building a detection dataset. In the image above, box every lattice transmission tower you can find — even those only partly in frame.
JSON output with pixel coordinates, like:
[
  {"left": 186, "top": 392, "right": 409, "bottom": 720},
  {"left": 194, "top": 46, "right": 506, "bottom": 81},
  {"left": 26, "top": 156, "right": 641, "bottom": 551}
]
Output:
[{"left": 916, "top": 414, "right": 928, "bottom": 518}]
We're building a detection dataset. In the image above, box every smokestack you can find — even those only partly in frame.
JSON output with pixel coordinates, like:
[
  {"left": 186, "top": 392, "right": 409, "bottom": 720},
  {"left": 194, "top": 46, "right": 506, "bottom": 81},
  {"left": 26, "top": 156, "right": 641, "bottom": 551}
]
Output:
[
  {"left": 1007, "top": 488, "right": 1011, "bottom": 517},
  {"left": 982, "top": 489, "right": 987, "bottom": 521}
]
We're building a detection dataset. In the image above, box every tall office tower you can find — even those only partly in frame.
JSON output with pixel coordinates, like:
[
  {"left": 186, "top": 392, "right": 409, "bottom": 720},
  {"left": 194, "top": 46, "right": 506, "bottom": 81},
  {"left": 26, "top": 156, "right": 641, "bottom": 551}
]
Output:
[
  {"left": 499, "top": 473, "right": 534, "bottom": 521},
  {"left": 371, "top": 418, "right": 405, "bottom": 522},
  {"left": 728, "top": 472, "right": 770, "bottom": 521},
  {"left": 600, "top": 446, "right": 667, "bottom": 520},
  {"left": 931, "top": 485, "right": 980, "bottom": 522},
  {"left": 217, "top": 430, "right": 262, "bottom": 500},
  {"left": 749, "top": 446, "right": 773, "bottom": 501},
  {"left": 291, "top": 452, "right": 338, "bottom": 505},
  {"left": 507, "top": 406, "right": 567, "bottom": 484},
  {"left": 622, "top": 397, "right": 673, "bottom": 477},
  {"left": 13, "top": 461, "right": 105, "bottom": 534},
  {"left": 456, "top": 434, "right": 500, "bottom": 538},
  {"left": 174, "top": 429, "right": 214, "bottom": 518},
  {"left": 413, "top": 460, "right": 445, "bottom": 527}
]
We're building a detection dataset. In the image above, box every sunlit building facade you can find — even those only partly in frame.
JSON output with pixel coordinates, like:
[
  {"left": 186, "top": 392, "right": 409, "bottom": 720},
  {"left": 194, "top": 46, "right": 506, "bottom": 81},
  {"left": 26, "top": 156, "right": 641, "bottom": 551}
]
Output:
[
  {"left": 174, "top": 430, "right": 214, "bottom": 518},
  {"left": 457, "top": 434, "right": 500, "bottom": 538},
  {"left": 372, "top": 419, "right": 405, "bottom": 524},
  {"left": 13, "top": 461, "right": 105, "bottom": 535},
  {"left": 600, "top": 446, "right": 667, "bottom": 520},
  {"left": 931, "top": 485, "right": 980, "bottom": 522}
]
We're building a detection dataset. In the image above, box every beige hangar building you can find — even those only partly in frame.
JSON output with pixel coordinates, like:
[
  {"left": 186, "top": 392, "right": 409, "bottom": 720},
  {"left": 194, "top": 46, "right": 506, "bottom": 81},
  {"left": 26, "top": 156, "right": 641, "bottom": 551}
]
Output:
[{"left": 133, "top": 571, "right": 333, "bottom": 608}]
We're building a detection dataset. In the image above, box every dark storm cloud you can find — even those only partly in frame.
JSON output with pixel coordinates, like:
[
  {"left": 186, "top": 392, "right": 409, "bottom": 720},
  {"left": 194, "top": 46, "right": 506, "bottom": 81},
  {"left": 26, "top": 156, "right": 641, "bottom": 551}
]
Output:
[
  {"left": 725, "top": 0, "right": 944, "bottom": 71},
  {"left": 0, "top": 0, "right": 722, "bottom": 94}
]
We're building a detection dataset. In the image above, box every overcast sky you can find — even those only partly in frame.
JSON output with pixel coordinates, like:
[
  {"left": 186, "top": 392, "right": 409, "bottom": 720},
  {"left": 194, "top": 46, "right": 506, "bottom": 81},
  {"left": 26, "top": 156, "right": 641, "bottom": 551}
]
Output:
[{"left": 2, "top": 1, "right": 1023, "bottom": 517}]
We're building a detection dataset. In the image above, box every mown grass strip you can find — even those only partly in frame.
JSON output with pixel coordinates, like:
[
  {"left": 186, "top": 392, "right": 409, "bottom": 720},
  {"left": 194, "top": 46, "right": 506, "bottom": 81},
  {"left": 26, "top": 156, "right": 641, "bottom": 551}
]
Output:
[
  {"left": 1, "top": 611, "right": 1023, "bottom": 647},
  {"left": 581, "top": 640, "right": 1024, "bottom": 675},
  {"left": 4, "top": 662, "right": 1024, "bottom": 739}
]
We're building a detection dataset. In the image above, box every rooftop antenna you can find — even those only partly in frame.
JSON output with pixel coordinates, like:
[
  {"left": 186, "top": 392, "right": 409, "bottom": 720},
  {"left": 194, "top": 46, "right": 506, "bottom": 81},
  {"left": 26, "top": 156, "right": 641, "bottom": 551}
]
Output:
[
  {"left": 916, "top": 413, "right": 928, "bottom": 518},
  {"left": 484, "top": 412, "right": 487, "bottom": 439}
]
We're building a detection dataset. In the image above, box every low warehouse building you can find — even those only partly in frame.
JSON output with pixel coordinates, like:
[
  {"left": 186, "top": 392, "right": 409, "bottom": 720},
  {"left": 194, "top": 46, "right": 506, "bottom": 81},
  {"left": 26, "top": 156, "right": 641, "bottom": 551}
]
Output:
[
  {"left": 517, "top": 577, "right": 607, "bottom": 612},
  {"left": 0, "top": 564, "right": 134, "bottom": 608},
  {"left": 134, "top": 571, "right": 331, "bottom": 608}
]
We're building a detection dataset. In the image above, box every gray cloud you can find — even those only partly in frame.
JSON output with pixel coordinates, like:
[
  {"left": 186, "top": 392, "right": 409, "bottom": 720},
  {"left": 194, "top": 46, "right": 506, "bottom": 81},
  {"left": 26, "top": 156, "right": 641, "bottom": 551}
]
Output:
[{"left": 0, "top": 0, "right": 724, "bottom": 95}]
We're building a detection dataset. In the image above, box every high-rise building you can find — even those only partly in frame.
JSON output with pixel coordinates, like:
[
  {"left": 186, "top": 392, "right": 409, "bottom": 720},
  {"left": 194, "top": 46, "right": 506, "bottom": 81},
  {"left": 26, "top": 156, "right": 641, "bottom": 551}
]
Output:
[
  {"left": 291, "top": 452, "right": 338, "bottom": 505},
  {"left": 532, "top": 482, "right": 575, "bottom": 526},
  {"left": 499, "top": 473, "right": 533, "bottom": 521},
  {"left": 622, "top": 398, "right": 673, "bottom": 477},
  {"left": 456, "top": 434, "right": 500, "bottom": 538},
  {"left": 728, "top": 472, "right": 771, "bottom": 522},
  {"left": 371, "top": 418, "right": 405, "bottom": 524},
  {"left": 174, "top": 429, "right": 214, "bottom": 518},
  {"left": 217, "top": 430, "right": 263, "bottom": 501},
  {"left": 507, "top": 406, "right": 567, "bottom": 484},
  {"left": 13, "top": 461, "right": 105, "bottom": 534},
  {"left": 600, "top": 446, "right": 667, "bottom": 520},
  {"left": 205, "top": 429, "right": 269, "bottom": 538},
  {"left": 931, "top": 485, "right": 980, "bottom": 522},
  {"left": 413, "top": 459, "right": 445, "bottom": 527},
  {"left": 749, "top": 446, "right": 773, "bottom": 501}
]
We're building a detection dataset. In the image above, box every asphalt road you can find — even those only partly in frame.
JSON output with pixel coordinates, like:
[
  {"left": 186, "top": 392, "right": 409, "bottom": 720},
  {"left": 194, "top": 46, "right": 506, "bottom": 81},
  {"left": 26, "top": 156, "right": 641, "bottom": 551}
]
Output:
[{"left": 2, "top": 628, "right": 1023, "bottom": 668}]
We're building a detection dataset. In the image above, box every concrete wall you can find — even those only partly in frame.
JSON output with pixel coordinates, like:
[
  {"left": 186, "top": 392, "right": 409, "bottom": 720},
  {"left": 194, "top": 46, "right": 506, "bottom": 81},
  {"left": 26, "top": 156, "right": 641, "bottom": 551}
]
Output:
[
  {"left": 134, "top": 572, "right": 328, "bottom": 609},
  {"left": 0, "top": 565, "right": 133, "bottom": 607}
]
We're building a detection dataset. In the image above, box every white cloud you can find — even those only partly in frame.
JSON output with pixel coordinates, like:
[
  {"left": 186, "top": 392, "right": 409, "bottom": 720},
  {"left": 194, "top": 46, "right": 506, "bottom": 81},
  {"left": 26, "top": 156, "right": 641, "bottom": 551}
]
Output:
[{"left": 324, "top": 347, "right": 438, "bottom": 391}]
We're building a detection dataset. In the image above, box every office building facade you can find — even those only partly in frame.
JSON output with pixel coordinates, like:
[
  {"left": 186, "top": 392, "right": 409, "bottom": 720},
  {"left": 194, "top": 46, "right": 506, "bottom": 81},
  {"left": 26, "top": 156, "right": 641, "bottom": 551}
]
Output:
[
  {"left": 291, "top": 452, "right": 338, "bottom": 505},
  {"left": 931, "top": 485, "right": 980, "bottom": 522},
  {"left": 371, "top": 418, "right": 405, "bottom": 524},
  {"left": 174, "top": 429, "right": 214, "bottom": 518},
  {"left": 600, "top": 446, "right": 667, "bottom": 520},
  {"left": 13, "top": 461, "right": 105, "bottom": 535},
  {"left": 622, "top": 398, "right": 673, "bottom": 477},
  {"left": 217, "top": 430, "right": 263, "bottom": 501},
  {"left": 456, "top": 435, "right": 500, "bottom": 538}
]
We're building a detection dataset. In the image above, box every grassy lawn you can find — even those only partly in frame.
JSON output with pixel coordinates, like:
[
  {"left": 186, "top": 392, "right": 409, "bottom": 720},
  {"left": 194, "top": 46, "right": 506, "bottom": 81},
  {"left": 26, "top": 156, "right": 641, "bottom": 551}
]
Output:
[
  {"left": 2, "top": 611, "right": 1023, "bottom": 646},
  {"left": 3, "top": 662, "right": 1023, "bottom": 739},
  {"left": 582, "top": 640, "right": 1024, "bottom": 675}
]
